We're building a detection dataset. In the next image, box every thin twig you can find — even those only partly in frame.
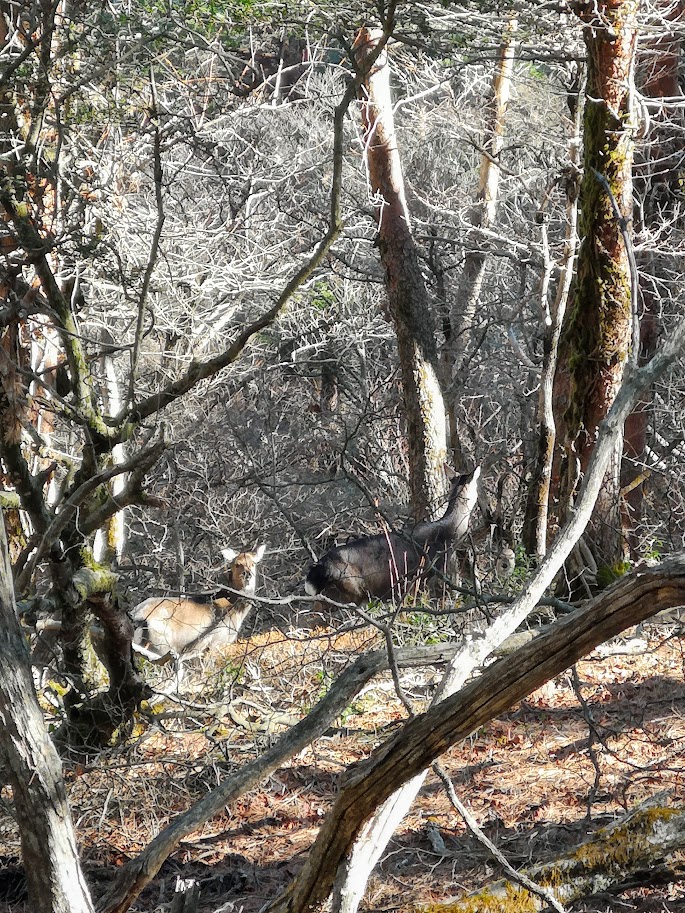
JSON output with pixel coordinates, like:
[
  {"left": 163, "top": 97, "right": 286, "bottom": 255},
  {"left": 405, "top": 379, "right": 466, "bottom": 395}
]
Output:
[
  {"left": 128, "top": 66, "right": 166, "bottom": 409},
  {"left": 433, "top": 761, "right": 567, "bottom": 913},
  {"left": 569, "top": 664, "right": 604, "bottom": 819}
]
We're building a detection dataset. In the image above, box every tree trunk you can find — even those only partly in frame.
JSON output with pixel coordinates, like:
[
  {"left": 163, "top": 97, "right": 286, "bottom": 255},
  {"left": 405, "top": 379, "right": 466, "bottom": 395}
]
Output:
[
  {"left": 447, "top": 18, "right": 517, "bottom": 383},
  {"left": 332, "top": 28, "right": 516, "bottom": 912},
  {"left": 354, "top": 27, "right": 448, "bottom": 518},
  {"left": 522, "top": 77, "right": 582, "bottom": 560},
  {"left": 622, "top": 2, "right": 683, "bottom": 555},
  {"left": 0, "top": 517, "right": 94, "bottom": 913},
  {"left": 94, "top": 331, "right": 127, "bottom": 564},
  {"left": 553, "top": 0, "right": 639, "bottom": 568}
]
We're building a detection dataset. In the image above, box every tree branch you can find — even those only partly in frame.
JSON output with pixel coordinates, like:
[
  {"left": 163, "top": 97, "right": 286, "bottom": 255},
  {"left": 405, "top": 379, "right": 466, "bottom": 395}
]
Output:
[
  {"left": 127, "top": 68, "right": 166, "bottom": 411},
  {"left": 15, "top": 440, "right": 165, "bottom": 593},
  {"left": 96, "top": 643, "right": 462, "bottom": 913}
]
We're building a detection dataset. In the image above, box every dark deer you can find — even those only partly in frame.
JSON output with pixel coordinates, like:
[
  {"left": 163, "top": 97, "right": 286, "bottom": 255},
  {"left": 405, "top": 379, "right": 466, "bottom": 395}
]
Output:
[
  {"left": 131, "top": 544, "right": 266, "bottom": 660},
  {"left": 305, "top": 467, "right": 480, "bottom": 606}
]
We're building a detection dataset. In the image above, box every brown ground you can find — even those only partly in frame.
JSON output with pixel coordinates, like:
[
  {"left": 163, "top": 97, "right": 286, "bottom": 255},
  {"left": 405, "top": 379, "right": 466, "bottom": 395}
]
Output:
[{"left": 1, "top": 622, "right": 685, "bottom": 912}]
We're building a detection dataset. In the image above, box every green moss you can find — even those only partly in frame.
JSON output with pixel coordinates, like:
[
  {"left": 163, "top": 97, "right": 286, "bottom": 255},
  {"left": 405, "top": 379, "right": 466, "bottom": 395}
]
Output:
[
  {"left": 414, "top": 806, "right": 680, "bottom": 912},
  {"left": 596, "top": 560, "right": 631, "bottom": 588},
  {"left": 560, "top": 17, "right": 636, "bottom": 446},
  {"left": 72, "top": 553, "right": 117, "bottom": 599}
]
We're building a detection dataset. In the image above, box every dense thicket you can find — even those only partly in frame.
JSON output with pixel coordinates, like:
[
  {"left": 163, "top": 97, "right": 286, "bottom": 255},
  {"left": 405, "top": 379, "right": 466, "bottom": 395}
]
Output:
[{"left": 0, "top": 0, "right": 684, "bottom": 909}]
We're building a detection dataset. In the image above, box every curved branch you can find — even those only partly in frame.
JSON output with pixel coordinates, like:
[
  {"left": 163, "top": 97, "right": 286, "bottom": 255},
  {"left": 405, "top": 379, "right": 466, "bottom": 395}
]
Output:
[
  {"left": 0, "top": 180, "right": 117, "bottom": 442},
  {"left": 271, "top": 553, "right": 685, "bottom": 913}
]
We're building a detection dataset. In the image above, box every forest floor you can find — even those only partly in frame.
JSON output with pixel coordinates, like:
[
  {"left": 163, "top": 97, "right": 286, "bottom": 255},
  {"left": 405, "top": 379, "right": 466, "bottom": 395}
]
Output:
[{"left": 1, "top": 621, "right": 685, "bottom": 912}]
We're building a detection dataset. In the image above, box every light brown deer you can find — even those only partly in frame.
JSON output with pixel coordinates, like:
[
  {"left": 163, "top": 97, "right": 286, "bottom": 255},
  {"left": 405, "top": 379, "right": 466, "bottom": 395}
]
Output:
[{"left": 131, "top": 544, "right": 266, "bottom": 661}]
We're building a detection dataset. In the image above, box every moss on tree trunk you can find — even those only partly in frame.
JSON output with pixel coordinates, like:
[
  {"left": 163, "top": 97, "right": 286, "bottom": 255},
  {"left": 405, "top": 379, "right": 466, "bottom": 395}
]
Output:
[{"left": 553, "top": 0, "right": 639, "bottom": 565}]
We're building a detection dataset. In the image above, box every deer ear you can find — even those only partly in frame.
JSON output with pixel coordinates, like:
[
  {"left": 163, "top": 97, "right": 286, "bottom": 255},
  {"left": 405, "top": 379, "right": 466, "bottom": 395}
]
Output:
[
  {"left": 221, "top": 547, "right": 238, "bottom": 562},
  {"left": 254, "top": 544, "right": 266, "bottom": 562},
  {"left": 444, "top": 463, "right": 457, "bottom": 480}
]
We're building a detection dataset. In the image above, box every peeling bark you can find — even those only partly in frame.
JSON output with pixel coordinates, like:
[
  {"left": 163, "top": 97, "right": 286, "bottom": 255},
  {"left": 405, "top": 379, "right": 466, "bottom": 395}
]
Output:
[
  {"left": 354, "top": 27, "right": 448, "bottom": 518},
  {"left": 622, "top": 2, "right": 684, "bottom": 554}
]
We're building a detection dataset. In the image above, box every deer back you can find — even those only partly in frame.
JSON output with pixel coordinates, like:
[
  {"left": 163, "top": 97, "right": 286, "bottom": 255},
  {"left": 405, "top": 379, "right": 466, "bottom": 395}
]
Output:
[{"left": 304, "top": 468, "right": 479, "bottom": 605}]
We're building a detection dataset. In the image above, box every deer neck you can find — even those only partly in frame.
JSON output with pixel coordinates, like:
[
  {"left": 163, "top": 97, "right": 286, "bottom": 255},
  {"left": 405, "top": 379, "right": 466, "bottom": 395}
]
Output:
[{"left": 213, "top": 595, "right": 233, "bottom": 613}]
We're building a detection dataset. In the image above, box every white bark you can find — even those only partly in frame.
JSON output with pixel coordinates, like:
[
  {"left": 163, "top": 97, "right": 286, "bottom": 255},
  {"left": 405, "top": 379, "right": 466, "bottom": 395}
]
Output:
[
  {"left": 94, "top": 331, "right": 126, "bottom": 563},
  {"left": 448, "top": 18, "right": 517, "bottom": 382},
  {"left": 355, "top": 27, "right": 448, "bottom": 517}
]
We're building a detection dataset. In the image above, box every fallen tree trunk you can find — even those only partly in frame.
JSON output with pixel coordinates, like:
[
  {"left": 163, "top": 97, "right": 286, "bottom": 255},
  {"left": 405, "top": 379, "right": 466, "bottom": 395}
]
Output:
[
  {"left": 268, "top": 553, "right": 685, "bottom": 913},
  {"left": 100, "top": 555, "right": 685, "bottom": 913},
  {"left": 433, "top": 794, "right": 685, "bottom": 911}
]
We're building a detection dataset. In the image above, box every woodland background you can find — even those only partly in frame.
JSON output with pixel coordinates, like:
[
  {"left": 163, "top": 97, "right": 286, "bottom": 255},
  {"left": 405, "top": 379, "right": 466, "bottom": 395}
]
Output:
[{"left": 0, "top": 0, "right": 684, "bottom": 911}]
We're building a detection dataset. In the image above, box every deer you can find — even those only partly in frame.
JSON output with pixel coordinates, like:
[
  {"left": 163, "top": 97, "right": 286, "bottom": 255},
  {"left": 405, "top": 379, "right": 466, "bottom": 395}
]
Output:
[
  {"left": 130, "top": 544, "right": 266, "bottom": 662},
  {"left": 305, "top": 466, "right": 480, "bottom": 607}
]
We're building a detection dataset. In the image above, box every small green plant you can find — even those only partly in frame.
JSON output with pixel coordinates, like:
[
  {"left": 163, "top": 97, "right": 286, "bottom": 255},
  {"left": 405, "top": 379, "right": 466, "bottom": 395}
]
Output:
[
  {"left": 403, "top": 610, "right": 433, "bottom": 627},
  {"left": 310, "top": 281, "right": 337, "bottom": 312},
  {"left": 496, "top": 545, "right": 535, "bottom": 592},
  {"left": 527, "top": 61, "right": 546, "bottom": 80},
  {"left": 339, "top": 701, "right": 365, "bottom": 726},
  {"left": 216, "top": 659, "right": 246, "bottom": 687},
  {"left": 644, "top": 539, "right": 664, "bottom": 562},
  {"left": 302, "top": 669, "right": 333, "bottom": 712}
]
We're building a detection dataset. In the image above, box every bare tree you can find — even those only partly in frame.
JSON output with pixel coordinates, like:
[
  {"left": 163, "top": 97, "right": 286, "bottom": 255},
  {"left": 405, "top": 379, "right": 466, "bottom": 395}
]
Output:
[
  {"left": 446, "top": 16, "right": 518, "bottom": 387},
  {"left": 354, "top": 24, "right": 448, "bottom": 517},
  {"left": 522, "top": 71, "right": 582, "bottom": 559},
  {"left": 0, "top": 3, "right": 369, "bottom": 742}
]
